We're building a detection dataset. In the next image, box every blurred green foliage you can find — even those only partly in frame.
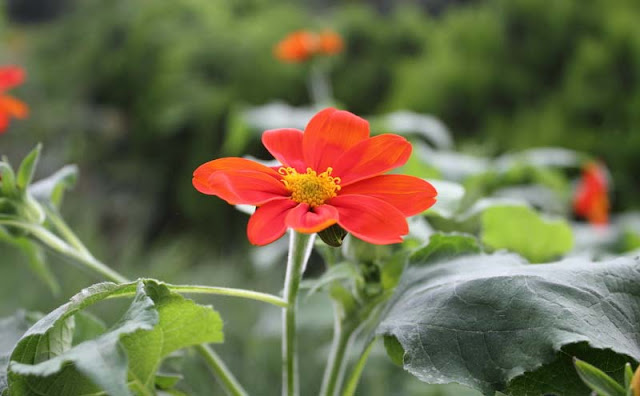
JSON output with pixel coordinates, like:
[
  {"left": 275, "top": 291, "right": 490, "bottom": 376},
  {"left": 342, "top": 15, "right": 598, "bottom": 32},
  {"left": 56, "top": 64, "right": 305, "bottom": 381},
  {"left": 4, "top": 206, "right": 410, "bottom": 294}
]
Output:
[
  {"left": 4, "top": 0, "right": 639, "bottom": 251},
  {"left": 386, "top": 0, "right": 640, "bottom": 210}
]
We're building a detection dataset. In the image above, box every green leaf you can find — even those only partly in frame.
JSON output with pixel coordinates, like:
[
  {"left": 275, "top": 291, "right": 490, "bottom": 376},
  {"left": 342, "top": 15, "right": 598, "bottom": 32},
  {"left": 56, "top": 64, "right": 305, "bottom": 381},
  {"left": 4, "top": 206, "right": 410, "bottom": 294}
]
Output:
[
  {"left": 506, "top": 343, "right": 630, "bottom": 395},
  {"left": 625, "top": 363, "right": 633, "bottom": 391},
  {"left": 481, "top": 205, "right": 573, "bottom": 262},
  {"left": 574, "top": 357, "right": 626, "bottom": 396},
  {"left": 8, "top": 281, "right": 155, "bottom": 396},
  {"left": 410, "top": 233, "right": 481, "bottom": 265},
  {"left": 376, "top": 252, "right": 640, "bottom": 395},
  {"left": 155, "top": 373, "right": 183, "bottom": 390},
  {"left": 0, "top": 161, "right": 16, "bottom": 198},
  {"left": 16, "top": 145, "right": 42, "bottom": 191},
  {"left": 7, "top": 280, "right": 224, "bottom": 395},
  {"left": 1, "top": 311, "right": 38, "bottom": 391},
  {"left": 72, "top": 312, "right": 107, "bottom": 345},
  {"left": 383, "top": 335, "right": 405, "bottom": 367},
  {"left": 28, "top": 165, "right": 78, "bottom": 208},
  {"left": 120, "top": 281, "right": 223, "bottom": 391}
]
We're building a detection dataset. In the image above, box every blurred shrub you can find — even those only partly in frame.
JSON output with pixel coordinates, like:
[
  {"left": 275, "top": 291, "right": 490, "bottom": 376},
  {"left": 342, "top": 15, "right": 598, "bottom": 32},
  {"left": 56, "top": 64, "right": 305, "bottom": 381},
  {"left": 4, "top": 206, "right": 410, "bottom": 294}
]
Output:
[{"left": 386, "top": 0, "right": 640, "bottom": 210}]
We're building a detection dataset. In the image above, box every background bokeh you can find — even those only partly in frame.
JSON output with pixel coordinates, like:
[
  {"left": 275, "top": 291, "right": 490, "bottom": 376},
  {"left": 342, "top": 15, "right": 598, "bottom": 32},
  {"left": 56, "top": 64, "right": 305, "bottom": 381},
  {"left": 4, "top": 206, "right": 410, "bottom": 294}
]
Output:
[{"left": 1, "top": 0, "right": 639, "bottom": 394}]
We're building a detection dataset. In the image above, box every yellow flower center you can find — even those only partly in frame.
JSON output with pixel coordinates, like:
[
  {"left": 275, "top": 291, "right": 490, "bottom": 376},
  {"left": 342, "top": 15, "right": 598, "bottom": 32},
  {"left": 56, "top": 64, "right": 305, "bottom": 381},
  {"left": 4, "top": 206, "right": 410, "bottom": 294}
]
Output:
[{"left": 279, "top": 167, "right": 341, "bottom": 207}]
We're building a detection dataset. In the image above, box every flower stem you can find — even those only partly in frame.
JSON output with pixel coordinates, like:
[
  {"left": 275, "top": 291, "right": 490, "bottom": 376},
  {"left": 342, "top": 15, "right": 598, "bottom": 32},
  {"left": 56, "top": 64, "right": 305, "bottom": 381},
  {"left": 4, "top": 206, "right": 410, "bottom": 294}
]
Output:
[
  {"left": 319, "top": 305, "right": 357, "bottom": 396},
  {"left": 196, "top": 344, "right": 248, "bottom": 396},
  {"left": 282, "top": 230, "right": 315, "bottom": 396},
  {"left": 342, "top": 338, "right": 376, "bottom": 396}
]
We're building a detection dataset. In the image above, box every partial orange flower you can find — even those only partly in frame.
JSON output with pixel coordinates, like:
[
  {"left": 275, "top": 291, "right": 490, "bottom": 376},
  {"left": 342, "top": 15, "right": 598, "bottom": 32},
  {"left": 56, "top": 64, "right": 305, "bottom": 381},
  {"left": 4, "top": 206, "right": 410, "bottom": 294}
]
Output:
[
  {"left": 193, "top": 108, "right": 437, "bottom": 245},
  {"left": 275, "top": 31, "right": 319, "bottom": 63},
  {"left": 573, "top": 161, "right": 609, "bottom": 225},
  {"left": 0, "top": 66, "right": 28, "bottom": 134},
  {"left": 318, "top": 30, "right": 344, "bottom": 55},
  {"left": 274, "top": 30, "right": 344, "bottom": 63}
]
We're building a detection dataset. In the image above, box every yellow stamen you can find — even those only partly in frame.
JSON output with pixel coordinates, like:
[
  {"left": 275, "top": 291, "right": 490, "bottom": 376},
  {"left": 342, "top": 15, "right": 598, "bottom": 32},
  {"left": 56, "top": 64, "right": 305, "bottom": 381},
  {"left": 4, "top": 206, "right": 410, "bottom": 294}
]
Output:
[{"left": 279, "top": 167, "right": 341, "bottom": 207}]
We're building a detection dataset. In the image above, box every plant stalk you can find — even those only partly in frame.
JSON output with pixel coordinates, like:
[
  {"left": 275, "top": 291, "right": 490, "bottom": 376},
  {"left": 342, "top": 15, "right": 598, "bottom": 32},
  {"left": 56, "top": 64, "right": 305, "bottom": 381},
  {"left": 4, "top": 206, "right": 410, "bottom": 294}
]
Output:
[
  {"left": 319, "top": 304, "right": 357, "bottom": 396},
  {"left": 342, "top": 338, "right": 376, "bottom": 396},
  {"left": 196, "top": 344, "right": 248, "bottom": 396},
  {"left": 282, "top": 230, "right": 315, "bottom": 396}
]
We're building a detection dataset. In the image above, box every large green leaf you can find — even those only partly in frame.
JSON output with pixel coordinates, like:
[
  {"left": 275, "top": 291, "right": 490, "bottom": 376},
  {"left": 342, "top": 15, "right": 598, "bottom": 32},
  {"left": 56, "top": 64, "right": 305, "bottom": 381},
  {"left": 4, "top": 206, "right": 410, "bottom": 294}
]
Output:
[
  {"left": 481, "top": 205, "right": 573, "bottom": 262},
  {"left": 8, "top": 282, "right": 155, "bottom": 396},
  {"left": 6, "top": 280, "right": 224, "bottom": 396},
  {"left": 376, "top": 247, "right": 640, "bottom": 395}
]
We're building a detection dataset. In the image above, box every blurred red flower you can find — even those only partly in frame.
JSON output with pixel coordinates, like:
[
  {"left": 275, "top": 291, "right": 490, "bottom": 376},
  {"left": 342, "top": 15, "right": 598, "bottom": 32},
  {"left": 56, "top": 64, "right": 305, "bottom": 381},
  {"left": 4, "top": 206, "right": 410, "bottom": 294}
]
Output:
[
  {"left": 573, "top": 161, "right": 609, "bottom": 225},
  {"left": 274, "top": 30, "right": 343, "bottom": 63},
  {"left": 0, "top": 66, "right": 28, "bottom": 134},
  {"left": 193, "top": 108, "right": 437, "bottom": 245}
]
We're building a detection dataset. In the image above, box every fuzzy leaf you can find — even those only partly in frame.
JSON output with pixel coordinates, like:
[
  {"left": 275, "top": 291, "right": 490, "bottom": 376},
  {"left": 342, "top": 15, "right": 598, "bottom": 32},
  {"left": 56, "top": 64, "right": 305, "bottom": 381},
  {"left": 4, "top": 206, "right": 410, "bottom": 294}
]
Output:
[{"left": 376, "top": 251, "right": 640, "bottom": 395}]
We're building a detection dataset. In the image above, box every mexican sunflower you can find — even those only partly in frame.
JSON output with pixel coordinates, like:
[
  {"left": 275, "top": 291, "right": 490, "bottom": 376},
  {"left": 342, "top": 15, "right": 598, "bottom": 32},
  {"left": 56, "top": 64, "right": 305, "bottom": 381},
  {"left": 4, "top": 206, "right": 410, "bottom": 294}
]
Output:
[
  {"left": 193, "top": 108, "right": 437, "bottom": 245},
  {"left": 573, "top": 161, "right": 609, "bottom": 225},
  {"left": 0, "top": 66, "right": 28, "bottom": 134},
  {"left": 274, "top": 30, "right": 344, "bottom": 63}
]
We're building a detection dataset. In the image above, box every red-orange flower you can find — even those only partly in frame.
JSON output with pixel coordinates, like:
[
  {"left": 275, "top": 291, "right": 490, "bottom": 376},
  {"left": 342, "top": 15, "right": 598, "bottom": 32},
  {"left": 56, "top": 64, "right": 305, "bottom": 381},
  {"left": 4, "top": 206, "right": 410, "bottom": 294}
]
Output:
[
  {"left": 274, "top": 31, "right": 319, "bottom": 63},
  {"left": 0, "top": 66, "right": 28, "bottom": 134},
  {"left": 573, "top": 161, "right": 609, "bottom": 225},
  {"left": 274, "top": 30, "right": 344, "bottom": 63},
  {"left": 193, "top": 108, "right": 437, "bottom": 245},
  {"left": 318, "top": 30, "right": 344, "bottom": 55}
]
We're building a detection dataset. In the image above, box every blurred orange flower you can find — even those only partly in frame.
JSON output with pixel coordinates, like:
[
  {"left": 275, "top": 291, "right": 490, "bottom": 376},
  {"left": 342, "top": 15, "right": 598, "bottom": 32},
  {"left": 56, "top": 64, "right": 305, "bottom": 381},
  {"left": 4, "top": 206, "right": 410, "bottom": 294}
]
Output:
[
  {"left": 318, "top": 30, "right": 344, "bottom": 55},
  {"left": 0, "top": 66, "right": 28, "bottom": 134},
  {"left": 193, "top": 108, "right": 437, "bottom": 245},
  {"left": 274, "top": 30, "right": 343, "bottom": 63},
  {"left": 573, "top": 161, "right": 609, "bottom": 225}
]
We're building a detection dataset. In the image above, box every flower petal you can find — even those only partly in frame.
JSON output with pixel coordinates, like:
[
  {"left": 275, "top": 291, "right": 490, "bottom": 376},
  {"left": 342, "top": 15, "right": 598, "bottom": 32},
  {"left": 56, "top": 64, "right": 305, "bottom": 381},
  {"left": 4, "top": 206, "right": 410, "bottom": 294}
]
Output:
[
  {"left": 196, "top": 169, "right": 289, "bottom": 205},
  {"left": 194, "top": 157, "right": 281, "bottom": 181},
  {"left": 329, "top": 194, "right": 409, "bottom": 245},
  {"left": 0, "top": 112, "right": 9, "bottom": 133},
  {"left": 0, "top": 95, "right": 28, "bottom": 118},
  {"left": 262, "top": 128, "right": 306, "bottom": 172},
  {"left": 0, "top": 66, "right": 25, "bottom": 91},
  {"left": 303, "top": 108, "right": 370, "bottom": 172},
  {"left": 285, "top": 203, "right": 339, "bottom": 233},
  {"left": 339, "top": 175, "right": 437, "bottom": 216},
  {"left": 332, "top": 134, "right": 412, "bottom": 185},
  {"left": 248, "top": 198, "right": 298, "bottom": 245}
]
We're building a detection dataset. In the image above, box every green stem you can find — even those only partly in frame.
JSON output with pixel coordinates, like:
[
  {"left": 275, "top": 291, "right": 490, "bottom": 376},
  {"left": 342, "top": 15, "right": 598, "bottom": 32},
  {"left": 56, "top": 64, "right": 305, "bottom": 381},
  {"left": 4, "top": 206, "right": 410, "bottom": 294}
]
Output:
[
  {"left": 341, "top": 338, "right": 376, "bottom": 396},
  {"left": 282, "top": 230, "right": 315, "bottom": 396},
  {"left": 110, "top": 284, "right": 288, "bottom": 308},
  {"left": 196, "top": 344, "right": 248, "bottom": 396},
  {"left": 0, "top": 219, "right": 127, "bottom": 283},
  {"left": 43, "top": 205, "right": 92, "bottom": 257},
  {"left": 319, "top": 305, "right": 357, "bottom": 396}
]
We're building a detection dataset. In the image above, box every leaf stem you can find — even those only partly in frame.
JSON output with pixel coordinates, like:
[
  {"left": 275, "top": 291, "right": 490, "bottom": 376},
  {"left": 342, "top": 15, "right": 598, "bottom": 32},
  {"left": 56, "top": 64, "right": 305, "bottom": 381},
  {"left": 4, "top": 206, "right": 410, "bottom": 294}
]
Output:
[
  {"left": 282, "top": 230, "right": 315, "bottom": 396},
  {"left": 196, "top": 344, "right": 249, "bottom": 396},
  {"left": 341, "top": 337, "right": 375, "bottom": 396},
  {"left": 110, "top": 284, "right": 288, "bottom": 308},
  {"left": 319, "top": 305, "right": 357, "bottom": 396}
]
